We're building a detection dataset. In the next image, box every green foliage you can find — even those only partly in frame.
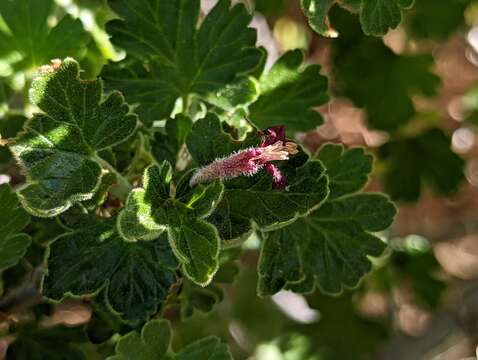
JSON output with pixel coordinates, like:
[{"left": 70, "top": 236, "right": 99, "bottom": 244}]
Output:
[
  {"left": 331, "top": 8, "right": 440, "bottom": 132},
  {"left": 187, "top": 114, "right": 329, "bottom": 242},
  {"left": 118, "top": 161, "right": 223, "bottom": 286},
  {"left": 42, "top": 215, "right": 178, "bottom": 324},
  {"left": 9, "top": 58, "right": 137, "bottom": 216},
  {"left": 258, "top": 145, "right": 396, "bottom": 295},
  {"left": 0, "top": 113, "right": 26, "bottom": 163},
  {"left": 0, "top": 184, "right": 31, "bottom": 271},
  {"left": 107, "top": 319, "right": 233, "bottom": 360},
  {"left": 102, "top": 0, "right": 263, "bottom": 125},
  {"left": 249, "top": 50, "right": 329, "bottom": 132},
  {"left": 380, "top": 128, "right": 465, "bottom": 201},
  {"left": 0, "top": 0, "right": 89, "bottom": 75}
]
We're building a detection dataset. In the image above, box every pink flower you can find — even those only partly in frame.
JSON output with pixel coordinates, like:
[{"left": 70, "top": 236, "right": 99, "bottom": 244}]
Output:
[{"left": 190, "top": 125, "right": 298, "bottom": 188}]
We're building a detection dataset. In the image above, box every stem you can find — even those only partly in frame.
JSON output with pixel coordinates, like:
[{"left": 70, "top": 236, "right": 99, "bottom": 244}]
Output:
[
  {"left": 182, "top": 94, "right": 190, "bottom": 114},
  {"left": 93, "top": 154, "right": 133, "bottom": 201}
]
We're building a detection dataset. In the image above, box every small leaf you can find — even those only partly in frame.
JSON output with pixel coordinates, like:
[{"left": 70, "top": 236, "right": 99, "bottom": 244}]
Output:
[
  {"left": 0, "top": 113, "right": 26, "bottom": 163},
  {"left": 249, "top": 50, "right": 329, "bottom": 133},
  {"left": 9, "top": 58, "right": 138, "bottom": 216},
  {"left": 102, "top": 0, "right": 263, "bottom": 124},
  {"left": 187, "top": 114, "right": 329, "bottom": 242},
  {"left": 0, "top": 184, "right": 31, "bottom": 272},
  {"left": 117, "top": 162, "right": 224, "bottom": 286},
  {"left": 361, "top": 0, "right": 414, "bottom": 36},
  {"left": 300, "top": 0, "right": 338, "bottom": 37},
  {"left": 0, "top": 0, "right": 89, "bottom": 73},
  {"left": 258, "top": 144, "right": 396, "bottom": 295},
  {"left": 180, "top": 281, "right": 224, "bottom": 319},
  {"left": 107, "top": 319, "right": 233, "bottom": 360},
  {"left": 42, "top": 215, "right": 178, "bottom": 325},
  {"left": 380, "top": 128, "right": 465, "bottom": 202}
]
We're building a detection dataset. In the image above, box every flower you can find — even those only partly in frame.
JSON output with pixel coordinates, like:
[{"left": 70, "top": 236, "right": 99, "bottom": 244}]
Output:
[{"left": 190, "top": 125, "right": 297, "bottom": 188}]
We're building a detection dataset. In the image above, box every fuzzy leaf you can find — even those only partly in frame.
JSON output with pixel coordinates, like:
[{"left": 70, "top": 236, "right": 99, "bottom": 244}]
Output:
[
  {"left": 186, "top": 114, "right": 329, "bottom": 242},
  {"left": 9, "top": 58, "right": 137, "bottom": 217},
  {"left": 0, "top": 184, "right": 31, "bottom": 272},
  {"left": 249, "top": 50, "right": 329, "bottom": 132},
  {"left": 102, "top": 0, "right": 263, "bottom": 124},
  {"left": 258, "top": 145, "right": 396, "bottom": 295},
  {"left": 107, "top": 319, "right": 233, "bottom": 360},
  {"left": 42, "top": 216, "right": 177, "bottom": 325},
  {"left": 0, "top": 0, "right": 89, "bottom": 74},
  {"left": 331, "top": 9, "right": 440, "bottom": 132},
  {"left": 117, "top": 162, "right": 224, "bottom": 286},
  {"left": 380, "top": 128, "right": 465, "bottom": 202}
]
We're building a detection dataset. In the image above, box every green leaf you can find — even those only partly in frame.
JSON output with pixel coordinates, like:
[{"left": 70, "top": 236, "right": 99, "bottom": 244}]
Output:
[
  {"left": 300, "top": 0, "right": 338, "bottom": 37},
  {"left": 9, "top": 58, "right": 138, "bottom": 217},
  {"left": 42, "top": 215, "right": 178, "bottom": 325},
  {"left": 360, "top": 0, "right": 414, "bottom": 36},
  {"left": 102, "top": 0, "right": 263, "bottom": 124},
  {"left": 204, "top": 76, "right": 260, "bottom": 111},
  {"left": 186, "top": 114, "right": 329, "bottom": 242},
  {"left": 0, "top": 113, "right": 26, "bottom": 163},
  {"left": 117, "top": 162, "right": 224, "bottom": 286},
  {"left": 7, "top": 324, "right": 87, "bottom": 360},
  {"left": 107, "top": 319, "right": 233, "bottom": 360},
  {"left": 0, "top": 184, "right": 31, "bottom": 272},
  {"left": 180, "top": 281, "right": 224, "bottom": 320},
  {"left": 380, "top": 128, "right": 465, "bottom": 202},
  {"left": 258, "top": 144, "right": 396, "bottom": 295},
  {"left": 0, "top": 0, "right": 90, "bottom": 74},
  {"left": 331, "top": 8, "right": 440, "bottom": 132},
  {"left": 249, "top": 50, "right": 329, "bottom": 133}
]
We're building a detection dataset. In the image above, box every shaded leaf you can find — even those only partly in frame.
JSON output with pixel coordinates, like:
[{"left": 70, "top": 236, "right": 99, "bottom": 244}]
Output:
[
  {"left": 0, "top": 184, "right": 31, "bottom": 272},
  {"left": 360, "top": 0, "right": 414, "bottom": 36},
  {"left": 258, "top": 145, "right": 396, "bottom": 295},
  {"left": 102, "top": 0, "right": 263, "bottom": 124},
  {"left": 42, "top": 216, "right": 178, "bottom": 325},
  {"left": 9, "top": 58, "right": 137, "bottom": 216},
  {"left": 249, "top": 50, "right": 329, "bottom": 133}
]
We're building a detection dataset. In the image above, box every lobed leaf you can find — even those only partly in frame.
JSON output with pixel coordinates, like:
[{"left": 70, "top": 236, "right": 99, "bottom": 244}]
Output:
[
  {"left": 9, "top": 58, "right": 138, "bottom": 217},
  {"left": 258, "top": 145, "right": 396, "bottom": 296},
  {"left": 0, "top": 184, "right": 31, "bottom": 272},
  {"left": 102, "top": 0, "right": 263, "bottom": 124}
]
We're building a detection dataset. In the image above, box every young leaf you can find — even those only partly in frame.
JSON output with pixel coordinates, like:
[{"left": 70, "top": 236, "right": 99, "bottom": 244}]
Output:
[
  {"left": 186, "top": 114, "right": 329, "bottom": 242},
  {"left": 300, "top": 0, "right": 338, "bottom": 37},
  {"left": 9, "top": 58, "right": 138, "bottom": 217},
  {"left": 258, "top": 144, "right": 396, "bottom": 296},
  {"left": 331, "top": 8, "right": 440, "bottom": 132},
  {"left": 42, "top": 215, "right": 178, "bottom": 325},
  {"left": 0, "top": 184, "right": 31, "bottom": 272},
  {"left": 380, "top": 128, "right": 465, "bottom": 202},
  {"left": 117, "top": 162, "right": 224, "bottom": 286},
  {"left": 0, "top": 0, "right": 89, "bottom": 73},
  {"left": 102, "top": 0, "right": 263, "bottom": 124},
  {"left": 107, "top": 319, "right": 233, "bottom": 360},
  {"left": 249, "top": 50, "right": 329, "bottom": 133},
  {"left": 180, "top": 281, "right": 224, "bottom": 320},
  {"left": 360, "top": 0, "right": 414, "bottom": 36}
]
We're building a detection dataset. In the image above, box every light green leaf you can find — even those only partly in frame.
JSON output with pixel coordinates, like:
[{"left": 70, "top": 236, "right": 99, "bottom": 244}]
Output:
[
  {"left": 361, "top": 0, "right": 414, "bottom": 36},
  {"left": 117, "top": 162, "right": 224, "bottom": 286},
  {"left": 9, "top": 58, "right": 138, "bottom": 217},
  {"left": 0, "top": 0, "right": 90, "bottom": 73},
  {"left": 42, "top": 216, "right": 178, "bottom": 325},
  {"left": 108, "top": 319, "right": 233, "bottom": 360},
  {"left": 102, "top": 0, "right": 263, "bottom": 124},
  {"left": 258, "top": 144, "right": 396, "bottom": 296},
  {"left": 0, "top": 184, "right": 31, "bottom": 272},
  {"left": 249, "top": 50, "right": 329, "bottom": 132},
  {"left": 186, "top": 114, "right": 329, "bottom": 242}
]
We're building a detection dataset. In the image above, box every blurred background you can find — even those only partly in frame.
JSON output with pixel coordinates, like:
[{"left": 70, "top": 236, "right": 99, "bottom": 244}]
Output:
[{"left": 2, "top": 0, "right": 478, "bottom": 359}]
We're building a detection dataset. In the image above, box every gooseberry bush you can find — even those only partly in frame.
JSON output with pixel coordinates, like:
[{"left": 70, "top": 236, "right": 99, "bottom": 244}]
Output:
[{"left": 0, "top": 0, "right": 474, "bottom": 359}]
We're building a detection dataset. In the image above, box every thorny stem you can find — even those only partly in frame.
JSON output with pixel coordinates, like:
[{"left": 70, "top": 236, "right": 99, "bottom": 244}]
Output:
[{"left": 93, "top": 154, "right": 133, "bottom": 201}]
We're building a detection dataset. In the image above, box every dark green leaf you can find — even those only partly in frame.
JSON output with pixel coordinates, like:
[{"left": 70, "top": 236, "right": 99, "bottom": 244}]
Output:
[
  {"left": 258, "top": 144, "right": 396, "bottom": 295},
  {"left": 42, "top": 216, "right": 178, "bottom": 325},
  {"left": 9, "top": 58, "right": 138, "bottom": 216},
  {"left": 380, "top": 128, "right": 465, "bottom": 202},
  {"left": 0, "top": 0, "right": 90, "bottom": 73},
  {"left": 0, "top": 113, "right": 26, "bottom": 163},
  {"left": 107, "top": 319, "right": 233, "bottom": 360},
  {"left": 180, "top": 281, "right": 224, "bottom": 319},
  {"left": 117, "top": 162, "right": 223, "bottom": 286},
  {"left": 102, "top": 0, "right": 263, "bottom": 124},
  {"left": 249, "top": 50, "right": 329, "bottom": 132},
  {"left": 300, "top": 0, "right": 338, "bottom": 37},
  {"left": 186, "top": 114, "right": 329, "bottom": 242},
  {"left": 0, "top": 184, "right": 31, "bottom": 272},
  {"left": 360, "top": 0, "right": 414, "bottom": 36}
]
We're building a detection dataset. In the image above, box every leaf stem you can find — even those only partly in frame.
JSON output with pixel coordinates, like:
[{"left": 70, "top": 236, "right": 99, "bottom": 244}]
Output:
[{"left": 93, "top": 154, "right": 133, "bottom": 201}]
